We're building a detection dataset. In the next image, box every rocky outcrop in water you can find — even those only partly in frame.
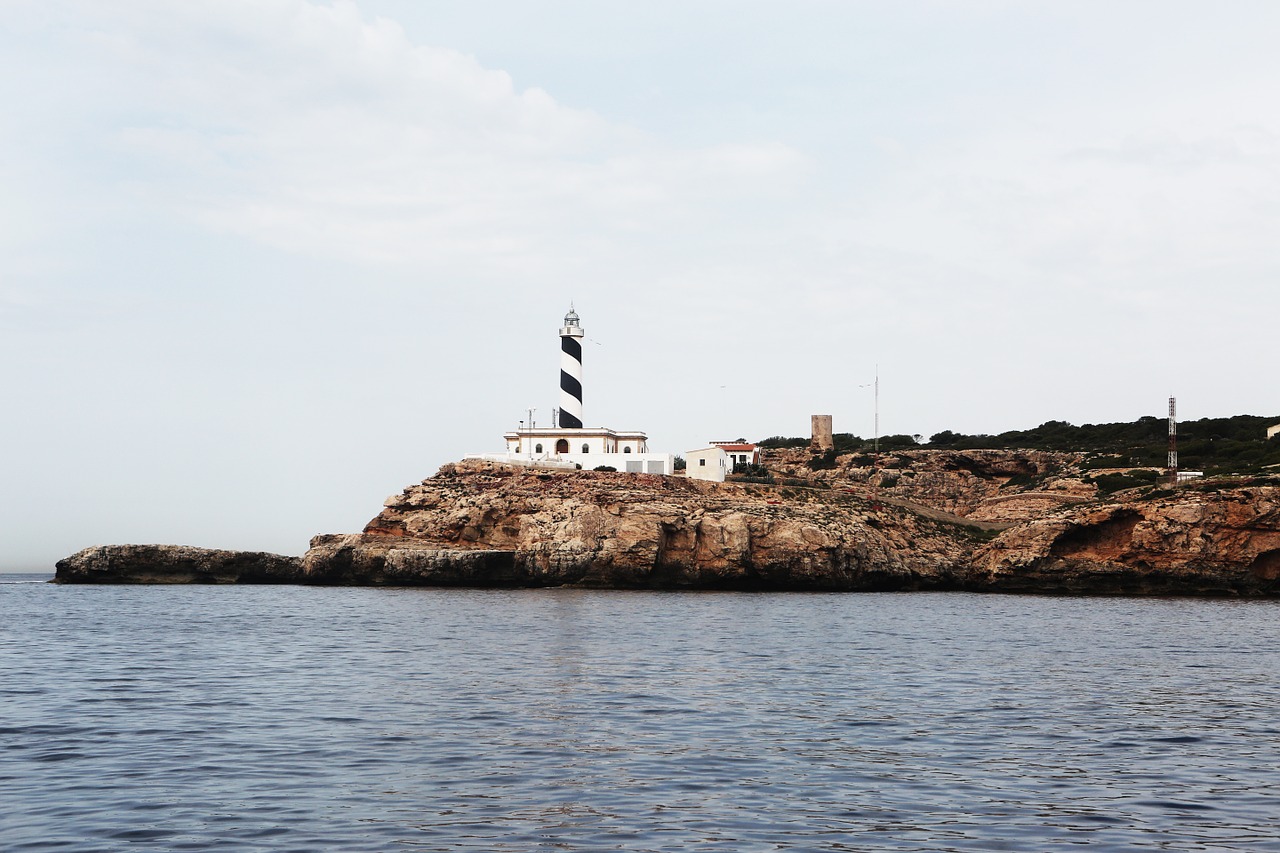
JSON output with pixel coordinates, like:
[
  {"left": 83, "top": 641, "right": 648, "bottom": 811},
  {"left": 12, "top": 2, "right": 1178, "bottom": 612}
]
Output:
[
  {"left": 296, "top": 459, "right": 1280, "bottom": 595},
  {"left": 55, "top": 453, "right": 1280, "bottom": 596},
  {"left": 971, "top": 486, "right": 1280, "bottom": 595},
  {"left": 55, "top": 545, "right": 302, "bottom": 584},
  {"left": 303, "top": 462, "right": 976, "bottom": 590}
]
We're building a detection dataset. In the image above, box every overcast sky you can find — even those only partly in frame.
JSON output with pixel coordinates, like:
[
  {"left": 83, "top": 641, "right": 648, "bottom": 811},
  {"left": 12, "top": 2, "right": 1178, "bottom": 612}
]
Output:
[{"left": 3, "top": 1, "right": 1278, "bottom": 569}]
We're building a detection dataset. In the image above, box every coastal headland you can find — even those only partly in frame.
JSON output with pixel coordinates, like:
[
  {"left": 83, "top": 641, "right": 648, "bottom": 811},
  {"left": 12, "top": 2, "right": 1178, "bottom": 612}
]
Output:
[{"left": 56, "top": 448, "right": 1280, "bottom": 595}]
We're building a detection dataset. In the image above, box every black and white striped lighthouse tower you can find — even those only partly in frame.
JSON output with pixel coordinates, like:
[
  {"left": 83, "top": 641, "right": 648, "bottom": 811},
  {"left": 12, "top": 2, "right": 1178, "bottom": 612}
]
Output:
[{"left": 558, "top": 307, "right": 585, "bottom": 428}]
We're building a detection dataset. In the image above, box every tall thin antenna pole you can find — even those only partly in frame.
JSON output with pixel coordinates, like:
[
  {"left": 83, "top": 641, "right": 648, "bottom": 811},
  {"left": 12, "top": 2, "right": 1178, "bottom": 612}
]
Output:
[
  {"left": 1167, "top": 396, "right": 1178, "bottom": 486},
  {"left": 874, "top": 364, "right": 880, "bottom": 456}
]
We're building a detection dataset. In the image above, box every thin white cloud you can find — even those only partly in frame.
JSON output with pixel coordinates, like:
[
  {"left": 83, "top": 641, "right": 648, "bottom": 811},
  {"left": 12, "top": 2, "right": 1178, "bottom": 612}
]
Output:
[{"left": 39, "top": 0, "right": 810, "bottom": 273}]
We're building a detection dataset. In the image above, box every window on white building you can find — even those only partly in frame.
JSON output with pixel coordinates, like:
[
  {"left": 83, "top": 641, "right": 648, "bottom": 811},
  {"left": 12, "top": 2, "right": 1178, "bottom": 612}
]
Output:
[
  {"left": 699, "top": 458, "right": 706, "bottom": 466},
  {"left": 535, "top": 443, "right": 543, "bottom": 453},
  {"left": 623, "top": 447, "right": 632, "bottom": 453},
  {"left": 582, "top": 443, "right": 590, "bottom": 453}
]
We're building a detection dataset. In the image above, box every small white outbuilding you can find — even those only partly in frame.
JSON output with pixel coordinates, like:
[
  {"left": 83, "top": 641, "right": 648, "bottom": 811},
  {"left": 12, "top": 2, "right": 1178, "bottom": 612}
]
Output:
[
  {"left": 1268, "top": 423, "right": 1280, "bottom": 440},
  {"left": 685, "top": 447, "right": 731, "bottom": 482}
]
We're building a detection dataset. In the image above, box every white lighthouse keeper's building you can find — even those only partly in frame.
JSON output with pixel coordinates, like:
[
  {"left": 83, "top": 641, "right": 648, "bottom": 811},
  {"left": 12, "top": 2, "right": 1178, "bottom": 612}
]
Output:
[{"left": 469, "top": 307, "right": 675, "bottom": 475}]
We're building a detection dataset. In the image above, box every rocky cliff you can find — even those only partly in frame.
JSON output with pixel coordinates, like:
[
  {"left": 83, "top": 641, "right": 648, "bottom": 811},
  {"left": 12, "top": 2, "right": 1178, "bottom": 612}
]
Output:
[
  {"left": 55, "top": 452, "right": 1280, "bottom": 596},
  {"left": 971, "top": 485, "right": 1280, "bottom": 595},
  {"left": 303, "top": 461, "right": 977, "bottom": 590},
  {"left": 294, "top": 457, "right": 1280, "bottom": 596}
]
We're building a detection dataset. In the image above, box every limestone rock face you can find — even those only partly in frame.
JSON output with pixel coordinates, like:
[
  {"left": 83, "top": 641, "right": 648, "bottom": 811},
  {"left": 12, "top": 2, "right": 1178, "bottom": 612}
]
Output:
[
  {"left": 55, "top": 545, "right": 302, "bottom": 584},
  {"left": 302, "top": 534, "right": 523, "bottom": 586},
  {"left": 55, "top": 454, "right": 1280, "bottom": 595},
  {"left": 303, "top": 461, "right": 974, "bottom": 590},
  {"left": 301, "top": 460, "right": 1280, "bottom": 594},
  {"left": 767, "top": 448, "right": 1094, "bottom": 523},
  {"left": 971, "top": 486, "right": 1280, "bottom": 595}
]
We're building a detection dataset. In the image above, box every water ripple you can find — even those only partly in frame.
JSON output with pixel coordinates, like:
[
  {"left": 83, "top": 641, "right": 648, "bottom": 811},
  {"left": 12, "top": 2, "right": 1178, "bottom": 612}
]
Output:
[{"left": 2, "top": 584, "right": 1280, "bottom": 850}]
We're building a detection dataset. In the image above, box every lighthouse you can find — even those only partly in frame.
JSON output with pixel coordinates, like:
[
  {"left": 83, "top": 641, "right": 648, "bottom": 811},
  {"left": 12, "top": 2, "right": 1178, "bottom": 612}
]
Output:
[
  {"left": 476, "top": 306, "right": 674, "bottom": 475},
  {"left": 559, "top": 306, "right": 585, "bottom": 428}
]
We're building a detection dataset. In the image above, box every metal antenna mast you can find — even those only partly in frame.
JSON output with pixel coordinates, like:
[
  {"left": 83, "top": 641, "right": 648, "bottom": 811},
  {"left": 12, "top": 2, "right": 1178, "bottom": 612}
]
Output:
[
  {"left": 874, "top": 364, "right": 880, "bottom": 456},
  {"left": 858, "top": 367, "right": 882, "bottom": 474},
  {"left": 1167, "top": 396, "right": 1178, "bottom": 486}
]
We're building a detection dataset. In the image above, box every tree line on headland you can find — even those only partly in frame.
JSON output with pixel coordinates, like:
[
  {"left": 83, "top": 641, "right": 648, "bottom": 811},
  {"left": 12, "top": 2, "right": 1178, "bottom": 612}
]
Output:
[{"left": 758, "top": 413, "right": 1280, "bottom": 476}]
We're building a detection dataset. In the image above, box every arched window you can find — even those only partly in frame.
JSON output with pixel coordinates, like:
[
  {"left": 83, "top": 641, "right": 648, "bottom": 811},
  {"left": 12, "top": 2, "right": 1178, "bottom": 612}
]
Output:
[
  {"left": 535, "top": 443, "right": 543, "bottom": 453},
  {"left": 582, "top": 443, "right": 590, "bottom": 453},
  {"left": 623, "top": 447, "right": 632, "bottom": 454},
  {"left": 555, "top": 439, "right": 569, "bottom": 453}
]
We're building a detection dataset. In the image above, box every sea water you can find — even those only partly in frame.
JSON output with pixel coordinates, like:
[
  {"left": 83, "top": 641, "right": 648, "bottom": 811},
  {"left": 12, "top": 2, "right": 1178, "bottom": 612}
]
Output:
[{"left": 2, "top": 574, "right": 1279, "bottom": 851}]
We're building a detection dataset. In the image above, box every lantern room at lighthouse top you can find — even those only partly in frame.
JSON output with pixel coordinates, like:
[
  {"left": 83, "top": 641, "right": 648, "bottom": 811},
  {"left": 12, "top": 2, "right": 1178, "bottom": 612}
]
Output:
[{"left": 560, "top": 308, "right": 584, "bottom": 338}]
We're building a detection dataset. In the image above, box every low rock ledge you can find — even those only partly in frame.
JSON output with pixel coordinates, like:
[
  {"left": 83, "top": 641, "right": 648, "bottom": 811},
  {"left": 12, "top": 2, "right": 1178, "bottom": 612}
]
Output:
[{"left": 55, "top": 545, "right": 302, "bottom": 584}]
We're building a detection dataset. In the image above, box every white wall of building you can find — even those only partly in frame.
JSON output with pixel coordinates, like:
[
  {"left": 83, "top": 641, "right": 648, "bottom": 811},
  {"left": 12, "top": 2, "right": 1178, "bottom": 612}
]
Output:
[
  {"left": 507, "top": 433, "right": 613, "bottom": 455},
  {"left": 464, "top": 455, "right": 579, "bottom": 471},
  {"left": 685, "top": 447, "right": 730, "bottom": 482},
  {"left": 468, "top": 450, "right": 674, "bottom": 475},
  {"left": 582, "top": 453, "right": 673, "bottom": 474},
  {"left": 482, "top": 426, "right": 667, "bottom": 473},
  {"left": 1268, "top": 423, "right": 1280, "bottom": 440},
  {"left": 504, "top": 429, "right": 648, "bottom": 456}
]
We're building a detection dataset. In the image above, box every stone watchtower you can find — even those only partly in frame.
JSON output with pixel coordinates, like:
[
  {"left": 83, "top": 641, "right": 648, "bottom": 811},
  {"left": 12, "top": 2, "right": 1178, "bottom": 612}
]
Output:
[{"left": 811, "top": 415, "right": 834, "bottom": 451}]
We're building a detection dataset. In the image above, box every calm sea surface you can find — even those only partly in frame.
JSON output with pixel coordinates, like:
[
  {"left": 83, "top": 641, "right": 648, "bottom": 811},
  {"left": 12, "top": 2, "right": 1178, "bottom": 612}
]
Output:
[{"left": 3, "top": 573, "right": 1279, "bottom": 851}]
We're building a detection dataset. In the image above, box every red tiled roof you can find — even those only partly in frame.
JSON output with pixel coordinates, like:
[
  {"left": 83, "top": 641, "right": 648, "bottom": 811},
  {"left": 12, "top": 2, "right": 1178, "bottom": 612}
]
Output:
[{"left": 712, "top": 443, "right": 756, "bottom": 451}]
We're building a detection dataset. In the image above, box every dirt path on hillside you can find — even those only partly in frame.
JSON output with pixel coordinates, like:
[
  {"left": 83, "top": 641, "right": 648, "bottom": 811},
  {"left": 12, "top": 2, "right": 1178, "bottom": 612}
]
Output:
[
  {"left": 746, "top": 480, "right": 1021, "bottom": 532},
  {"left": 867, "top": 494, "right": 1017, "bottom": 531}
]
